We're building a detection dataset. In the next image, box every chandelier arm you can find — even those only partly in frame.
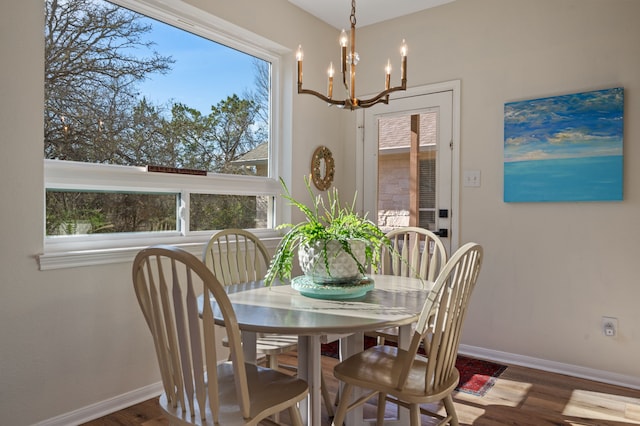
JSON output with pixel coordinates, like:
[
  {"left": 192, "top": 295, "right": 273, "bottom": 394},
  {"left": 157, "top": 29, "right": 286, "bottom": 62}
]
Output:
[
  {"left": 298, "top": 85, "right": 347, "bottom": 107},
  {"left": 357, "top": 83, "right": 407, "bottom": 108}
]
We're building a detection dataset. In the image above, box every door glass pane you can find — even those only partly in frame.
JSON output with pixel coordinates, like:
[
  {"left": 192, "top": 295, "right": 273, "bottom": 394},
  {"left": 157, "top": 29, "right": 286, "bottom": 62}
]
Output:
[
  {"left": 377, "top": 111, "right": 438, "bottom": 232},
  {"left": 377, "top": 115, "right": 410, "bottom": 231},
  {"left": 419, "top": 157, "right": 436, "bottom": 229}
]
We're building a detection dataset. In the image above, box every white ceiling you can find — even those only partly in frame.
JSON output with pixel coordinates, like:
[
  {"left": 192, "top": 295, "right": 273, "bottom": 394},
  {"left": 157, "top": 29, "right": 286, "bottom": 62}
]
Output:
[{"left": 288, "top": 0, "right": 455, "bottom": 29}]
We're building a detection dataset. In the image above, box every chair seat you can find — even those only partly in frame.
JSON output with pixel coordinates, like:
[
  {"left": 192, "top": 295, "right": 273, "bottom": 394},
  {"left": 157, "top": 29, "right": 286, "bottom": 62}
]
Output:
[
  {"left": 160, "top": 362, "right": 308, "bottom": 426},
  {"left": 334, "top": 345, "right": 459, "bottom": 404}
]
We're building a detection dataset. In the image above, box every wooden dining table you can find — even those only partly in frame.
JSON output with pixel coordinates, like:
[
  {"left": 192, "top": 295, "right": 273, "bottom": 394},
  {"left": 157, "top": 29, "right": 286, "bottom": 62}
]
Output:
[{"left": 204, "top": 274, "right": 432, "bottom": 426}]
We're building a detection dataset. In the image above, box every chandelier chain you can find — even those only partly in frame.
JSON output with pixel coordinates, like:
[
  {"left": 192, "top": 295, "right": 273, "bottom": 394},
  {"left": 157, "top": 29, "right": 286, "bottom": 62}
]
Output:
[{"left": 350, "top": 0, "right": 356, "bottom": 26}]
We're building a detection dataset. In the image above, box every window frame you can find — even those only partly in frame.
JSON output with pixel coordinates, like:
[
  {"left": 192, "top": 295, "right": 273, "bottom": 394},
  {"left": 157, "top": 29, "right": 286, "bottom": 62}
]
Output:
[{"left": 39, "top": 0, "right": 291, "bottom": 270}]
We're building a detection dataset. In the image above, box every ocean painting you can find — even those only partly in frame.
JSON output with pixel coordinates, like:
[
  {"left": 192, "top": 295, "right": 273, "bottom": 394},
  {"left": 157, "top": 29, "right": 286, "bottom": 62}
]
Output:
[{"left": 504, "top": 87, "right": 624, "bottom": 202}]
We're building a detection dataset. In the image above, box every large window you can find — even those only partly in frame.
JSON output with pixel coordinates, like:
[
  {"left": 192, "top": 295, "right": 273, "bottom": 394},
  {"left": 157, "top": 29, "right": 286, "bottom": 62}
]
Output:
[{"left": 43, "top": 0, "right": 286, "bottom": 259}]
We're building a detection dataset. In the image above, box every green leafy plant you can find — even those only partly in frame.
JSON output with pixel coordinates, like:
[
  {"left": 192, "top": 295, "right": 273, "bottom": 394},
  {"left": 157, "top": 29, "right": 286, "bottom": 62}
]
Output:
[{"left": 264, "top": 176, "right": 391, "bottom": 286}]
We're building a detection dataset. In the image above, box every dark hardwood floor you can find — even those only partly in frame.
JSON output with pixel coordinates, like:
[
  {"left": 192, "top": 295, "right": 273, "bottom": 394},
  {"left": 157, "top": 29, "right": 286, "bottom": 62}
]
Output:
[{"left": 81, "top": 352, "right": 640, "bottom": 425}]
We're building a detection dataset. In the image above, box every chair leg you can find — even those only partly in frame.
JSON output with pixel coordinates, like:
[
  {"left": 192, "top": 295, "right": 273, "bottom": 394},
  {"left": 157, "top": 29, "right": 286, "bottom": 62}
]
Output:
[
  {"left": 376, "top": 392, "right": 387, "bottom": 424},
  {"left": 443, "top": 395, "right": 459, "bottom": 426},
  {"left": 331, "top": 383, "right": 353, "bottom": 426},
  {"left": 267, "top": 355, "right": 280, "bottom": 423},
  {"left": 321, "top": 372, "right": 335, "bottom": 418},
  {"left": 409, "top": 403, "right": 420, "bottom": 426},
  {"left": 288, "top": 404, "right": 304, "bottom": 426}
]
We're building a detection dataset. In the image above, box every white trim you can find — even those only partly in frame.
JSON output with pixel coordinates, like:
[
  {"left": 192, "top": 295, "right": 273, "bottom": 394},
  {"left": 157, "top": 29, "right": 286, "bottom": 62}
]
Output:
[
  {"left": 45, "top": 159, "right": 282, "bottom": 195},
  {"left": 38, "top": 236, "right": 282, "bottom": 271},
  {"left": 108, "top": 0, "right": 289, "bottom": 58},
  {"left": 459, "top": 344, "right": 640, "bottom": 391},
  {"left": 31, "top": 382, "right": 163, "bottom": 426}
]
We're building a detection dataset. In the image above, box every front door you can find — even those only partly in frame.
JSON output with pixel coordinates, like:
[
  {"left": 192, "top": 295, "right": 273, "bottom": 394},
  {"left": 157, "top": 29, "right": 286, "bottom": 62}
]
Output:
[{"left": 361, "top": 87, "right": 457, "bottom": 255}]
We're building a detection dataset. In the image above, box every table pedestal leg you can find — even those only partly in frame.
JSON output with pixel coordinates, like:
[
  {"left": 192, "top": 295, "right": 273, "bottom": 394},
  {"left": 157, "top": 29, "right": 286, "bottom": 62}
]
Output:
[
  {"left": 298, "top": 335, "right": 321, "bottom": 426},
  {"left": 241, "top": 331, "right": 257, "bottom": 364},
  {"left": 343, "top": 332, "right": 365, "bottom": 426}
]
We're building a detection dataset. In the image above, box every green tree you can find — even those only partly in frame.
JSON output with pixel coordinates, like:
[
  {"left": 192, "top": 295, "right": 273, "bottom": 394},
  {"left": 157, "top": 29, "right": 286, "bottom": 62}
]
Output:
[
  {"left": 44, "top": 0, "right": 269, "bottom": 235},
  {"left": 44, "top": 0, "right": 173, "bottom": 164}
]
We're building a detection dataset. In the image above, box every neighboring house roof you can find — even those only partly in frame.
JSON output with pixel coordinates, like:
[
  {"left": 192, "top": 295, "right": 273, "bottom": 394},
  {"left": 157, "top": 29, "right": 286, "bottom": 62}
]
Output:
[
  {"left": 378, "top": 113, "right": 437, "bottom": 153},
  {"left": 232, "top": 142, "right": 268, "bottom": 166}
]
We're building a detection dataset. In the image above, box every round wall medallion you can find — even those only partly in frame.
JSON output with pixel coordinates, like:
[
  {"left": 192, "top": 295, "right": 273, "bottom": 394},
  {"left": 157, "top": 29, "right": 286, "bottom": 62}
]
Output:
[{"left": 311, "top": 146, "right": 335, "bottom": 191}]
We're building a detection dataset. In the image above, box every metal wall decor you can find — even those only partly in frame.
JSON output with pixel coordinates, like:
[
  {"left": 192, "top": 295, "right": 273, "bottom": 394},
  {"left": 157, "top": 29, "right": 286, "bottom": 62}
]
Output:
[{"left": 311, "top": 146, "right": 335, "bottom": 191}]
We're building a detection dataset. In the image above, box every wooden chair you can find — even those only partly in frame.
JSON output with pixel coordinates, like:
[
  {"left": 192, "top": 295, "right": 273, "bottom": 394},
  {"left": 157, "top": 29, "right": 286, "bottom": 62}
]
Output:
[
  {"left": 380, "top": 226, "right": 447, "bottom": 281},
  {"left": 202, "top": 229, "right": 298, "bottom": 369},
  {"left": 132, "top": 244, "right": 308, "bottom": 425},
  {"left": 332, "top": 242, "right": 483, "bottom": 426},
  {"left": 202, "top": 229, "right": 335, "bottom": 417},
  {"left": 369, "top": 226, "right": 448, "bottom": 344}
]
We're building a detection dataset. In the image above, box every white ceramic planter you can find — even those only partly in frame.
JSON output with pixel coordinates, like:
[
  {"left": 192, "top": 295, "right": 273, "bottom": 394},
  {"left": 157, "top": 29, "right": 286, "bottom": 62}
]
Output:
[{"left": 298, "top": 240, "right": 367, "bottom": 284}]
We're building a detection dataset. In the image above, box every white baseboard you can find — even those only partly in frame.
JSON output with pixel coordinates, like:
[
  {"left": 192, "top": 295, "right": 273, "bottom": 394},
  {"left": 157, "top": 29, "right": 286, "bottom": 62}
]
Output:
[
  {"left": 459, "top": 344, "right": 640, "bottom": 391},
  {"left": 32, "top": 382, "right": 163, "bottom": 426}
]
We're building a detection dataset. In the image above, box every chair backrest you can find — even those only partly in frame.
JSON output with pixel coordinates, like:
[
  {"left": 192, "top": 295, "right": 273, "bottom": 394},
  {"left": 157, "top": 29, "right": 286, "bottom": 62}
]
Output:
[
  {"left": 202, "top": 229, "right": 270, "bottom": 286},
  {"left": 398, "top": 242, "right": 483, "bottom": 393},
  {"left": 379, "top": 226, "right": 447, "bottom": 281},
  {"left": 132, "top": 245, "right": 250, "bottom": 423}
]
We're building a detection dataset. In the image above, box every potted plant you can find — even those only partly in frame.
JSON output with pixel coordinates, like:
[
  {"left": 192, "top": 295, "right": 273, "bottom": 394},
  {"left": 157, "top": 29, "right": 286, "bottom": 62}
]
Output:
[{"left": 264, "top": 176, "right": 391, "bottom": 287}]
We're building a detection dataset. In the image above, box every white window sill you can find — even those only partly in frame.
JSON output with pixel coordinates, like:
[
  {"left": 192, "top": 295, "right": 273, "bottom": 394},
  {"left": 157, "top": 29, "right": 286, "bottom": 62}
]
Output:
[{"left": 37, "top": 235, "right": 282, "bottom": 270}]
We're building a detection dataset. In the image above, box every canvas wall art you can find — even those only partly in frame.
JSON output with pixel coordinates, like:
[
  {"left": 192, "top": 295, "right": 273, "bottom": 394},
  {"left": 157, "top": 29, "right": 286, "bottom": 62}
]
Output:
[{"left": 504, "top": 87, "right": 624, "bottom": 202}]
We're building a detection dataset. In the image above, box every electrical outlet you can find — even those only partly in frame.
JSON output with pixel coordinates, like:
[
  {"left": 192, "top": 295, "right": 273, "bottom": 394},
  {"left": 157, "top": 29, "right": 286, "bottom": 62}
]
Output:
[{"left": 602, "top": 316, "right": 618, "bottom": 337}]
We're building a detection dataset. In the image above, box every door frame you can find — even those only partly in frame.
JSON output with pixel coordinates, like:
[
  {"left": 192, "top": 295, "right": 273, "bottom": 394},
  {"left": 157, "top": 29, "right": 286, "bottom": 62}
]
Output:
[{"left": 356, "top": 80, "right": 461, "bottom": 253}]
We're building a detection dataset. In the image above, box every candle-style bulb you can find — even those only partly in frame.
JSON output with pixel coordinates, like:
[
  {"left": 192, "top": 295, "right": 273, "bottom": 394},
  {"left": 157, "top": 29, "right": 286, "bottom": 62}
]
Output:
[
  {"left": 296, "top": 45, "right": 303, "bottom": 61},
  {"left": 400, "top": 39, "right": 407, "bottom": 57},
  {"left": 385, "top": 59, "right": 391, "bottom": 90},
  {"left": 339, "top": 29, "right": 348, "bottom": 47},
  {"left": 328, "top": 62, "right": 335, "bottom": 78}
]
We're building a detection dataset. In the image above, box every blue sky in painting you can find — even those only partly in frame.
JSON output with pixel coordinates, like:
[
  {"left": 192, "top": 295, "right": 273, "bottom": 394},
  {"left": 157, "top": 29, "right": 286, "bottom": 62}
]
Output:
[{"left": 504, "top": 88, "right": 624, "bottom": 163}]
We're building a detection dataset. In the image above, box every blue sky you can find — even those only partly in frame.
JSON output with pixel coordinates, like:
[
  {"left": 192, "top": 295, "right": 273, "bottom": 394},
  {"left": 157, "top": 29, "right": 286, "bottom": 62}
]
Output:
[
  {"left": 135, "top": 17, "right": 259, "bottom": 114},
  {"left": 504, "top": 88, "right": 624, "bottom": 163}
]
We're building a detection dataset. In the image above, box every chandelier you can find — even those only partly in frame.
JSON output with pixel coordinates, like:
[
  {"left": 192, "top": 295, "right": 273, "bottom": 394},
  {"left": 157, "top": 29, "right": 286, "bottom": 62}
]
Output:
[{"left": 296, "top": 0, "right": 407, "bottom": 110}]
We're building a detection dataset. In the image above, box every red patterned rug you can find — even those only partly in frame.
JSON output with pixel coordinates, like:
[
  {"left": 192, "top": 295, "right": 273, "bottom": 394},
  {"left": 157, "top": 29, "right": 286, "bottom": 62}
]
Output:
[{"left": 321, "top": 338, "right": 506, "bottom": 397}]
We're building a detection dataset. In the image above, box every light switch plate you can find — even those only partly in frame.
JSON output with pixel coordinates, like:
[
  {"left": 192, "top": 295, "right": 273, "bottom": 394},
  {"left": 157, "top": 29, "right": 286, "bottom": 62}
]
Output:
[{"left": 463, "top": 170, "right": 481, "bottom": 187}]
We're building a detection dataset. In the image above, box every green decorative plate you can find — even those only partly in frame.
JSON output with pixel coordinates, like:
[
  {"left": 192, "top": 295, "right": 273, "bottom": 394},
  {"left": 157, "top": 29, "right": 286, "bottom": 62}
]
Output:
[{"left": 291, "top": 276, "right": 374, "bottom": 300}]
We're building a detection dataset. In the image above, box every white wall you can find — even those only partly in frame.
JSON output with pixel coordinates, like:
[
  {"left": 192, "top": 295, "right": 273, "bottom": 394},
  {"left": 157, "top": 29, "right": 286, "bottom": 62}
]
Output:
[
  {"left": 344, "top": 0, "right": 640, "bottom": 379},
  {"left": 1, "top": 0, "right": 639, "bottom": 425},
  {"left": 0, "top": 1, "right": 339, "bottom": 425}
]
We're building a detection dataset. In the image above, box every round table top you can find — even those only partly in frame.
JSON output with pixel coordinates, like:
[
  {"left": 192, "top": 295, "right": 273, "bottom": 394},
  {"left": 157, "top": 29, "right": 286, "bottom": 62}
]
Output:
[{"left": 209, "top": 274, "right": 431, "bottom": 336}]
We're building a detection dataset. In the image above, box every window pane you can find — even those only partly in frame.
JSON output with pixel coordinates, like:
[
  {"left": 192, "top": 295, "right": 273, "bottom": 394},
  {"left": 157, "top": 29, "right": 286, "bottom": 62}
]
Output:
[
  {"left": 46, "top": 191, "right": 177, "bottom": 235},
  {"left": 189, "top": 194, "right": 270, "bottom": 231},
  {"left": 44, "top": 0, "right": 270, "bottom": 175}
]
